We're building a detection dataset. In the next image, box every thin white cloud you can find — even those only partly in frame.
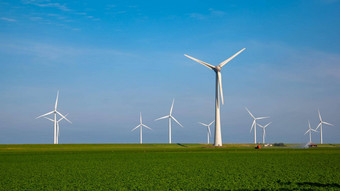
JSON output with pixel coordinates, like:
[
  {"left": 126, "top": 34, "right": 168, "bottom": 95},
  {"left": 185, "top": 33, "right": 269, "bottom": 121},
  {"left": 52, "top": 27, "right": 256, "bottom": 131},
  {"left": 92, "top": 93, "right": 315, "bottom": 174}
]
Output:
[
  {"left": 189, "top": 8, "right": 226, "bottom": 20},
  {"left": 23, "top": 0, "right": 71, "bottom": 11},
  {"left": 1, "top": 17, "right": 16, "bottom": 22}
]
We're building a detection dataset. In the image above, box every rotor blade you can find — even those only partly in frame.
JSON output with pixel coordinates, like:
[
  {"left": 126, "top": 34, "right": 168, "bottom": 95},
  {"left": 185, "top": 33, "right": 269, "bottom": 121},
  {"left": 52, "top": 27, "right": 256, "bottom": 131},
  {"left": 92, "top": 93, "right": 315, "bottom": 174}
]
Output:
[
  {"left": 55, "top": 90, "right": 59, "bottom": 110},
  {"left": 257, "top": 123, "right": 263, "bottom": 128},
  {"left": 217, "top": 72, "right": 224, "bottom": 105},
  {"left": 36, "top": 111, "right": 54, "bottom": 119},
  {"left": 199, "top": 122, "right": 208, "bottom": 126},
  {"left": 304, "top": 129, "right": 310, "bottom": 135},
  {"left": 316, "top": 122, "right": 321, "bottom": 130},
  {"left": 170, "top": 99, "right": 175, "bottom": 115},
  {"left": 140, "top": 112, "right": 142, "bottom": 124},
  {"left": 219, "top": 48, "right": 246, "bottom": 68},
  {"left": 264, "top": 122, "right": 272, "bottom": 128},
  {"left": 131, "top": 124, "right": 141, "bottom": 132},
  {"left": 155, "top": 115, "right": 169, "bottom": 121},
  {"left": 171, "top": 116, "right": 183, "bottom": 127},
  {"left": 142, "top": 124, "right": 152, "bottom": 130},
  {"left": 256, "top": 116, "right": 269, "bottom": 120},
  {"left": 208, "top": 120, "right": 215, "bottom": 126},
  {"left": 184, "top": 54, "right": 215, "bottom": 70},
  {"left": 308, "top": 120, "right": 311, "bottom": 130},
  {"left": 322, "top": 121, "right": 334, "bottom": 126},
  {"left": 44, "top": 117, "right": 54, "bottom": 122},
  {"left": 57, "top": 113, "right": 69, "bottom": 123},
  {"left": 311, "top": 129, "right": 318, "bottom": 132},
  {"left": 56, "top": 111, "right": 72, "bottom": 124},
  {"left": 250, "top": 120, "right": 255, "bottom": 132},
  {"left": 208, "top": 126, "right": 211, "bottom": 137},
  {"left": 245, "top": 107, "right": 255, "bottom": 119},
  {"left": 318, "top": 109, "right": 322, "bottom": 122}
]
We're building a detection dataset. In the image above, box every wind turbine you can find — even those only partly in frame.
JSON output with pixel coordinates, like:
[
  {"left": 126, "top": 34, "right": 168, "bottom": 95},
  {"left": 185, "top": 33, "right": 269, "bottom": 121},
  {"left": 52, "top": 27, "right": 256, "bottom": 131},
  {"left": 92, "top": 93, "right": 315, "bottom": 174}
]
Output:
[
  {"left": 316, "top": 110, "right": 334, "bottom": 144},
  {"left": 36, "top": 91, "right": 71, "bottom": 144},
  {"left": 155, "top": 99, "right": 183, "bottom": 144},
  {"left": 257, "top": 122, "right": 271, "bottom": 144},
  {"left": 246, "top": 107, "right": 269, "bottom": 144},
  {"left": 198, "top": 120, "right": 214, "bottom": 144},
  {"left": 305, "top": 120, "right": 317, "bottom": 144},
  {"left": 185, "top": 48, "right": 246, "bottom": 146},
  {"left": 44, "top": 114, "right": 69, "bottom": 144},
  {"left": 131, "top": 112, "right": 152, "bottom": 144}
]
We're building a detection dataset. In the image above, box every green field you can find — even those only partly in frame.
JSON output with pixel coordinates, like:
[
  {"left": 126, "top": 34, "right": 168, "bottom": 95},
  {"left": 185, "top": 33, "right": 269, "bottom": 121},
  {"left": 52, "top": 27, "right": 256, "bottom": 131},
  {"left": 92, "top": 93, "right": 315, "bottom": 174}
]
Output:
[{"left": 0, "top": 144, "right": 339, "bottom": 190}]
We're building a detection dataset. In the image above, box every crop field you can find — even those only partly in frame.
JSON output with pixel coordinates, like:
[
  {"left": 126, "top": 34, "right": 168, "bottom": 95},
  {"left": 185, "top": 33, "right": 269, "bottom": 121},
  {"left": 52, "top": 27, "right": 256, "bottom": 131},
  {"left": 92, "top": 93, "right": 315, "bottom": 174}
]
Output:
[{"left": 0, "top": 144, "right": 339, "bottom": 190}]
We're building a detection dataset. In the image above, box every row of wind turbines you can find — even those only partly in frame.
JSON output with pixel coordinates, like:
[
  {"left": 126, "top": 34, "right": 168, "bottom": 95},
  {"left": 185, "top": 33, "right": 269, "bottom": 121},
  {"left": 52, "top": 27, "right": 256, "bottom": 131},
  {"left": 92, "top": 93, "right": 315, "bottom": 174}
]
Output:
[
  {"left": 35, "top": 48, "right": 335, "bottom": 145},
  {"left": 304, "top": 110, "right": 334, "bottom": 144}
]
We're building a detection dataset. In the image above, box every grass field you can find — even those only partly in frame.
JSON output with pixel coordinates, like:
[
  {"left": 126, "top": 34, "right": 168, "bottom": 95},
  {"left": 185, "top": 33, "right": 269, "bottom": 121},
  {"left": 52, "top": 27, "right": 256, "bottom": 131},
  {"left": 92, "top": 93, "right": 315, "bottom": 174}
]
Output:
[{"left": 0, "top": 144, "right": 339, "bottom": 190}]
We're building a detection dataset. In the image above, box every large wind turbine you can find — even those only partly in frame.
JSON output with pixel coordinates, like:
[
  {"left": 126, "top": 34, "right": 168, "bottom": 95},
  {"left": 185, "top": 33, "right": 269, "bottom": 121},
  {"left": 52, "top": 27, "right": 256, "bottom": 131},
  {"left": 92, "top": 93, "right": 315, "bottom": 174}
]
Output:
[
  {"left": 257, "top": 122, "right": 271, "bottom": 144},
  {"left": 246, "top": 107, "right": 269, "bottom": 144},
  {"left": 44, "top": 114, "right": 69, "bottom": 144},
  {"left": 305, "top": 120, "right": 317, "bottom": 143},
  {"left": 198, "top": 121, "right": 214, "bottom": 144},
  {"left": 316, "top": 110, "right": 334, "bottom": 144},
  {"left": 36, "top": 91, "right": 71, "bottom": 144},
  {"left": 185, "top": 48, "right": 245, "bottom": 146},
  {"left": 131, "top": 112, "right": 152, "bottom": 144},
  {"left": 155, "top": 99, "right": 183, "bottom": 144}
]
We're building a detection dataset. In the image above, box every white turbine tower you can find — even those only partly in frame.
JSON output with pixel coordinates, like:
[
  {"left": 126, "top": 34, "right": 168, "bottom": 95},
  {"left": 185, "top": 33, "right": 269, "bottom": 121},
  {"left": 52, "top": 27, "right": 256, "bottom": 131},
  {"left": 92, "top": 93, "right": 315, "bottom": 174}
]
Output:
[
  {"left": 155, "top": 99, "right": 183, "bottom": 144},
  {"left": 36, "top": 91, "right": 71, "bottom": 144},
  {"left": 316, "top": 110, "right": 334, "bottom": 144},
  {"left": 246, "top": 107, "right": 269, "bottom": 144},
  {"left": 131, "top": 112, "right": 152, "bottom": 144},
  {"left": 185, "top": 48, "right": 246, "bottom": 146},
  {"left": 198, "top": 121, "right": 214, "bottom": 144},
  {"left": 305, "top": 120, "right": 317, "bottom": 144},
  {"left": 44, "top": 114, "right": 69, "bottom": 144},
  {"left": 257, "top": 122, "right": 271, "bottom": 144}
]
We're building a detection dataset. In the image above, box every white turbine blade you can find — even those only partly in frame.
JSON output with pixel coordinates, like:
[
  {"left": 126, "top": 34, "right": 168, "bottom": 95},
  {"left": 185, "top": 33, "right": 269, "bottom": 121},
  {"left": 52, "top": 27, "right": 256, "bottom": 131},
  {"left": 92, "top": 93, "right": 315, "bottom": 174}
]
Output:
[
  {"left": 308, "top": 120, "right": 311, "bottom": 130},
  {"left": 264, "top": 122, "right": 272, "bottom": 128},
  {"left": 55, "top": 90, "right": 59, "bottom": 110},
  {"left": 316, "top": 122, "right": 321, "bottom": 130},
  {"left": 142, "top": 124, "right": 152, "bottom": 130},
  {"left": 171, "top": 116, "right": 183, "bottom": 127},
  {"left": 170, "top": 99, "right": 175, "bottom": 115},
  {"left": 58, "top": 113, "right": 69, "bottom": 123},
  {"left": 56, "top": 111, "right": 72, "bottom": 124},
  {"left": 323, "top": 121, "right": 334, "bottom": 126},
  {"left": 36, "top": 111, "right": 54, "bottom": 119},
  {"left": 208, "top": 126, "right": 212, "bottom": 137},
  {"left": 131, "top": 124, "right": 141, "bottom": 132},
  {"left": 318, "top": 109, "right": 322, "bottom": 122},
  {"left": 257, "top": 123, "right": 264, "bottom": 128},
  {"left": 256, "top": 116, "right": 269, "bottom": 120},
  {"left": 304, "top": 129, "right": 310, "bottom": 135},
  {"left": 199, "top": 122, "right": 208, "bottom": 126},
  {"left": 311, "top": 129, "right": 318, "bottom": 132},
  {"left": 208, "top": 120, "right": 215, "bottom": 126},
  {"left": 155, "top": 115, "right": 169, "bottom": 121},
  {"left": 250, "top": 120, "right": 255, "bottom": 132},
  {"left": 245, "top": 107, "right": 255, "bottom": 119},
  {"left": 219, "top": 48, "right": 246, "bottom": 68},
  {"left": 184, "top": 54, "right": 215, "bottom": 70},
  {"left": 140, "top": 112, "right": 142, "bottom": 124},
  {"left": 217, "top": 72, "right": 224, "bottom": 105},
  {"left": 44, "top": 117, "right": 54, "bottom": 122}
]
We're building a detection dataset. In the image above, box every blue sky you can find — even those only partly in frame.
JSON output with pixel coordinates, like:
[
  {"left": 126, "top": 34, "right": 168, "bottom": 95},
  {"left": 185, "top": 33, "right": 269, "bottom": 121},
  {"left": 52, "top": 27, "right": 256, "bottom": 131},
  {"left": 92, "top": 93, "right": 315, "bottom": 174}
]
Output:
[{"left": 0, "top": 0, "right": 339, "bottom": 144}]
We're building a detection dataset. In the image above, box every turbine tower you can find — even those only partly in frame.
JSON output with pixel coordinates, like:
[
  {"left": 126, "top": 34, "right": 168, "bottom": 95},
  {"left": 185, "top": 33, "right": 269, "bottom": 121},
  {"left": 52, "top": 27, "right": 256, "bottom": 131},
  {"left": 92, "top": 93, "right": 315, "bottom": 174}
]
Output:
[
  {"left": 305, "top": 120, "right": 317, "bottom": 143},
  {"left": 184, "top": 48, "right": 246, "bottom": 146},
  {"left": 198, "top": 121, "right": 214, "bottom": 144},
  {"left": 257, "top": 122, "right": 271, "bottom": 144},
  {"left": 246, "top": 107, "right": 269, "bottom": 144},
  {"left": 44, "top": 114, "right": 69, "bottom": 144},
  {"left": 155, "top": 99, "right": 183, "bottom": 144},
  {"left": 131, "top": 112, "right": 152, "bottom": 144},
  {"left": 36, "top": 91, "right": 71, "bottom": 144},
  {"left": 316, "top": 110, "right": 334, "bottom": 144}
]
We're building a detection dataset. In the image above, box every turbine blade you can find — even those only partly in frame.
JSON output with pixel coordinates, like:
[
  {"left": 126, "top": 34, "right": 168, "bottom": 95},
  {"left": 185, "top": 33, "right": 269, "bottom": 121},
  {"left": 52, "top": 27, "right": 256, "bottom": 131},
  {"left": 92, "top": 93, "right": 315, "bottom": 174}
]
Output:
[
  {"left": 36, "top": 111, "right": 54, "bottom": 119},
  {"left": 55, "top": 90, "right": 59, "bottom": 110},
  {"left": 323, "top": 121, "right": 334, "bottom": 126},
  {"left": 56, "top": 111, "right": 72, "bottom": 124},
  {"left": 140, "top": 112, "right": 142, "bottom": 124},
  {"left": 219, "top": 48, "right": 246, "bottom": 68},
  {"left": 171, "top": 116, "right": 183, "bottom": 127},
  {"left": 318, "top": 109, "right": 322, "bottom": 122},
  {"left": 199, "top": 122, "right": 208, "bottom": 126},
  {"left": 264, "top": 122, "right": 272, "bottom": 128},
  {"left": 142, "top": 124, "right": 152, "bottom": 130},
  {"left": 311, "top": 129, "right": 318, "bottom": 132},
  {"left": 131, "top": 124, "right": 140, "bottom": 132},
  {"left": 256, "top": 116, "right": 269, "bottom": 120},
  {"left": 304, "top": 129, "right": 310, "bottom": 135},
  {"left": 208, "top": 126, "right": 211, "bottom": 137},
  {"left": 184, "top": 54, "right": 215, "bottom": 70},
  {"left": 257, "top": 123, "right": 263, "bottom": 128},
  {"left": 218, "top": 72, "right": 224, "bottom": 105},
  {"left": 58, "top": 113, "right": 69, "bottom": 122},
  {"left": 208, "top": 120, "right": 215, "bottom": 126},
  {"left": 170, "top": 99, "right": 174, "bottom": 115},
  {"left": 316, "top": 122, "right": 321, "bottom": 130},
  {"left": 44, "top": 117, "right": 54, "bottom": 122},
  {"left": 155, "top": 115, "right": 169, "bottom": 121},
  {"left": 250, "top": 120, "right": 255, "bottom": 132},
  {"left": 308, "top": 120, "right": 311, "bottom": 130},
  {"left": 245, "top": 107, "right": 255, "bottom": 119}
]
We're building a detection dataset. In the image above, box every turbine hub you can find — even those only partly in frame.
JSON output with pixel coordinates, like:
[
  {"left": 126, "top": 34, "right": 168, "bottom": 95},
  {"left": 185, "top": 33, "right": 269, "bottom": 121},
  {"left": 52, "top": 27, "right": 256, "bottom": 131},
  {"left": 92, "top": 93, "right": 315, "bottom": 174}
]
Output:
[{"left": 215, "top": 66, "right": 221, "bottom": 72}]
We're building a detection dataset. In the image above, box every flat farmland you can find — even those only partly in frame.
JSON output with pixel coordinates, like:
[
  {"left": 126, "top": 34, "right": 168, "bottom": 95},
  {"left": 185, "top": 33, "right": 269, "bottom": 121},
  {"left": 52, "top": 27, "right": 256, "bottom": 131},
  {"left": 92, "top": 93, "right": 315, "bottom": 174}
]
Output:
[{"left": 0, "top": 144, "right": 339, "bottom": 190}]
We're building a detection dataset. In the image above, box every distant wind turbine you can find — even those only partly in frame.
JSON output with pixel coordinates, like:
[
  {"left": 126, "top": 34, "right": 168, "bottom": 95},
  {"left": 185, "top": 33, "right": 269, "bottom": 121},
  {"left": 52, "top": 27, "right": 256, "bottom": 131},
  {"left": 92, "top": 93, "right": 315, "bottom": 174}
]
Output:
[
  {"left": 131, "top": 112, "right": 151, "bottom": 144},
  {"left": 185, "top": 48, "right": 246, "bottom": 146},
  {"left": 198, "top": 121, "right": 214, "bottom": 144},
  {"left": 44, "top": 114, "right": 69, "bottom": 144},
  {"left": 36, "top": 91, "right": 71, "bottom": 144},
  {"left": 305, "top": 120, "right": 317, "bottom": 143},
  {"left": 316, "top": 110, "right": 334, "bottom": 144},
  {"left": 257, "top": 122, "right": 271, "bottom": 144},
  {"left": 246, "top": 107, "right": 269, "bottom": 144},
  {"left": 155, "top": 99, "right": 183, "bottom": 144}
]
